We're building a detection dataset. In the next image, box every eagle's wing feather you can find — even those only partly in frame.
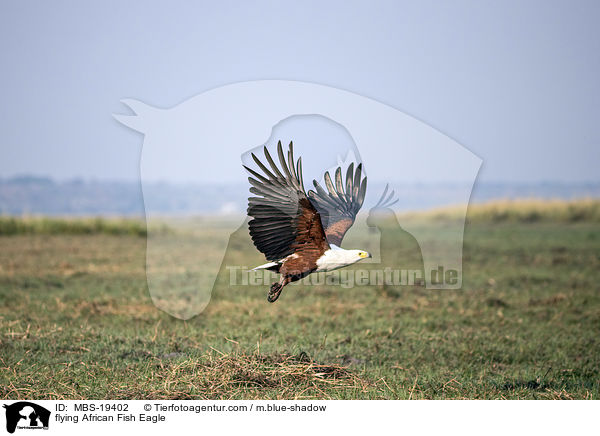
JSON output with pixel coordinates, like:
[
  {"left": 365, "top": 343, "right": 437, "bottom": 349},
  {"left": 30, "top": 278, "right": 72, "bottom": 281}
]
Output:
[
  {"left": 308, "top": 163, "right": 367, "bottom": 246},
  {"left": 245, "top": 141, "right": 329, "bottom": 262}
]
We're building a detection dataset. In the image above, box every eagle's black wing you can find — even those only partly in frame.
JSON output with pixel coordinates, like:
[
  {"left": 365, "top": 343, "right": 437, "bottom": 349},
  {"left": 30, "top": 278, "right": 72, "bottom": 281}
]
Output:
[
  {"left": 244, "top": 141, "right": 329, "bottom": 262},
  {"left": 307, "top": 163, "right": 367, "bottom": 246}
]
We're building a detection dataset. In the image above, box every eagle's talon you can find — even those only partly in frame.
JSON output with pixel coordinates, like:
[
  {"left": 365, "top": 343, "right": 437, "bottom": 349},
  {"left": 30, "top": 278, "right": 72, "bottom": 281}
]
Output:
[{"left": 267, "top": 282, "right": 283, "bottom": 302}]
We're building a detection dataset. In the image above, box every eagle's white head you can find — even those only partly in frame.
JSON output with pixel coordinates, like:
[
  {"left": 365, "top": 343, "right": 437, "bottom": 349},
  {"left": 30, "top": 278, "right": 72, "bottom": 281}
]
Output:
[
  {"left": 349, "top": 249, "right": 372, "bottom": 260},
  {"left": 316, "top": 246, "right": 372, "bottom": 272}
]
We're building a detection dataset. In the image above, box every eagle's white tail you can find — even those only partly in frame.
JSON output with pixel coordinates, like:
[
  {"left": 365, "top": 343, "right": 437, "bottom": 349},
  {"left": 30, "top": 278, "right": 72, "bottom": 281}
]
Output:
[{"left": 252, "top": 261, "right": 279, "bottom": 271}]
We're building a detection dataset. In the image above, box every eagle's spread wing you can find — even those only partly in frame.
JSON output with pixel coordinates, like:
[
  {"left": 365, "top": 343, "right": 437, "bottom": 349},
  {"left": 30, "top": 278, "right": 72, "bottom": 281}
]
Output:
[
  {"left": 245, "top": 141, "right": 329, "bottom": 262},
  {"left": 307, "top": 163, "right": 367, "bottom": 246}
]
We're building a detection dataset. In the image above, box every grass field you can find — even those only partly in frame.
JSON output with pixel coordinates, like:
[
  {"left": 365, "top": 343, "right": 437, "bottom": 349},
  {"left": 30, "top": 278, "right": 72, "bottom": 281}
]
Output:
[{"left": 1, "top": 201, "right": 599, "bottom": 399}]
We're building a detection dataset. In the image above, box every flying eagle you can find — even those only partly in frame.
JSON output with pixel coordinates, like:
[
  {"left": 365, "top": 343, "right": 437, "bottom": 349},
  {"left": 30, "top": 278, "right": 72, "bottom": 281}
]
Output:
[{"left": 244, "top": 141, "right": 371, "bottom": 302}]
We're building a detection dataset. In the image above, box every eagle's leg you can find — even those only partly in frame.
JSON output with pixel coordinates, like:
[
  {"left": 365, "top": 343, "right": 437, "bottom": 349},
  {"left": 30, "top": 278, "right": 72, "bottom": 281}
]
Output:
[{"left": 267, "top": 276, "right": 291, "bottom": 303}]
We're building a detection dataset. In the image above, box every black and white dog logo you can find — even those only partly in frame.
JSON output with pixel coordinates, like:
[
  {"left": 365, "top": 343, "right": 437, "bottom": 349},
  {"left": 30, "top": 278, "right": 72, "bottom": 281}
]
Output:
[{"left": 3, "top": 402, "right": 50, "bottom": 434}]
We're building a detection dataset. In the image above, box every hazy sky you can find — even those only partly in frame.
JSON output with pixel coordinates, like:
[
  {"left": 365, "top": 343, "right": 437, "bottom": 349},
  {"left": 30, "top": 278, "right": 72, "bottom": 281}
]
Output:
[{"left": 1, "top": 1, "right": 599, "bottom": 183}]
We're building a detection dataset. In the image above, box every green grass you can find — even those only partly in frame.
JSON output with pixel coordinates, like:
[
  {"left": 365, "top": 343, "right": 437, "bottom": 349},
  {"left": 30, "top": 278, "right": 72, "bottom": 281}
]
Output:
[
  {"left": 0, "top": 216, "right": 599, "bottom": 399},
  {"left": 2, "top": 198, "right": 599, "bottom": 237},
  {"left": 0, "top": 216, "right": 148, "bottom": 236}
]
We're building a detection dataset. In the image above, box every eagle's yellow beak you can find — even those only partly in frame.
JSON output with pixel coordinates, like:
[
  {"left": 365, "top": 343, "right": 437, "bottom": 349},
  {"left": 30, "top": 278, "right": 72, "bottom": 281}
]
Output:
[{"left": 358, "top": 251, "right": 371, "bottom": 259}]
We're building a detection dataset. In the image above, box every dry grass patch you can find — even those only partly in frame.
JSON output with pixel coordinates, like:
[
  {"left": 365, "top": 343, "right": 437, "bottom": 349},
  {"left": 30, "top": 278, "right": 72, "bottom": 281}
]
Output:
[
  {"left": 110, "top": 352, "right": 375, "bottom": 400},
  {"left": 396, "top": 198, "right": 600, "bottom": 223}
]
